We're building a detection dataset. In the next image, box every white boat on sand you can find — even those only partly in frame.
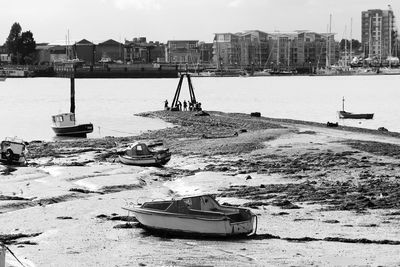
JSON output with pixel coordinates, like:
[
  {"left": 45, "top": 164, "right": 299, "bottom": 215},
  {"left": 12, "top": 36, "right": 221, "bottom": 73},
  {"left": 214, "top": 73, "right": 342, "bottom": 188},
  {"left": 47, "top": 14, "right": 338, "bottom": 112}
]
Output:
[{"left": 123, "top": 194, "right": 257, "bottom": 237}]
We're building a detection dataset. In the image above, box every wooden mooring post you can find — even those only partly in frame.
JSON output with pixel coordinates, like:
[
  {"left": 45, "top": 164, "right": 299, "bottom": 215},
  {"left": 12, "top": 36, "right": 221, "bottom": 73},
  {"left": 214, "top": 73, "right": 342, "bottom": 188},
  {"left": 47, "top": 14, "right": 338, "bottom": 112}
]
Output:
[
  {"left": 70, "top": 76, "right": 75, "bottom": 114},
  {"left": 0, "top": 243, "right": 5, "bottom": 267}
]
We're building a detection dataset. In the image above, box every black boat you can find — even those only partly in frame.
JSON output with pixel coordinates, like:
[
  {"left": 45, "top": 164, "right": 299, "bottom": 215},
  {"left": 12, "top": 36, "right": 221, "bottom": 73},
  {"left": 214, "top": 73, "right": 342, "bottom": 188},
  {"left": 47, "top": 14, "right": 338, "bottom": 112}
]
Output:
[
  {"left": 338, "top": 111, "right": 374, "bottom": 119},
  {"left": 51, "top": 113, "right": 93, "bottom": 137},
  {"left": 338, "top": 97, "right": 374, "bottom": 119}
]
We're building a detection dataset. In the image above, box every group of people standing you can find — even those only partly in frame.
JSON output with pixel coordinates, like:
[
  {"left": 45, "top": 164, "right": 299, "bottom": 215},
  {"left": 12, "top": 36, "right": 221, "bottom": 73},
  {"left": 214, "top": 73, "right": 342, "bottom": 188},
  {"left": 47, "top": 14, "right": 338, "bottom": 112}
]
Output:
[{"left": 164, "top": 100, "right": 201, "bottom": 111}]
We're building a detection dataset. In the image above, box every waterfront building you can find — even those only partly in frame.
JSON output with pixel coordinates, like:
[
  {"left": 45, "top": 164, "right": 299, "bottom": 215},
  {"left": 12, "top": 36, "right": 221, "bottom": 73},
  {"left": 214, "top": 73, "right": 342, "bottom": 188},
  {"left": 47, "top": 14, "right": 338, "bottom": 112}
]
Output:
[
  {"left": 73, "top": 39, "right": 95, "bottom": 65},
  {"left": 213, "top": 30, "right": 338, "bottom": 70},
  {"left": 165, "top": 40, "right": 200, "bottom": 65},
  {"left": 296, "top": 31, "right": 337, "bottom": 68},
  {"left": 124, "top": 37, "right": 165, "bottom": 64},
  {"left": 239, "top": 30, "right": 270, "bottom": 68},
  {"left": 198, "top": 42, "right": 213, "bottom": 65},
  {"left": 0, "top": 46, "right": 11, "bottom": 63},
  {"left": 361, "top": 8, "right": 398, "bottom": 60},
  {"left": 96, "top": 39, "right": 124, "bottom": 63},
  {"left": 213, "top": 33, "right": 241, "bottom": 69},
  {"left": 48, "top": 45, "right": 68, "bottom": 64}
]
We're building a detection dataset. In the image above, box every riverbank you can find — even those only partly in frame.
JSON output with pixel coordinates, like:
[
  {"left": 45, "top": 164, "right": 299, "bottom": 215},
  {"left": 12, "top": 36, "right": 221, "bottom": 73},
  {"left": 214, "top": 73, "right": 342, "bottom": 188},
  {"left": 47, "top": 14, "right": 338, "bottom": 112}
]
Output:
[{"left": 1, "top": 110, "right": 400, "bottom": 266}]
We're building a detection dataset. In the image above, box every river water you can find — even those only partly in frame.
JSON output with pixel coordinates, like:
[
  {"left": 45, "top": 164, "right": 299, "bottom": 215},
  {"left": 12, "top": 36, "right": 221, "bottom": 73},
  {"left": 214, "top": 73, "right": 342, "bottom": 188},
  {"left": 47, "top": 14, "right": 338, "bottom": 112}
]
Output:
[{"left": 0, "top": 75, "right": 399, "bottom": 141}]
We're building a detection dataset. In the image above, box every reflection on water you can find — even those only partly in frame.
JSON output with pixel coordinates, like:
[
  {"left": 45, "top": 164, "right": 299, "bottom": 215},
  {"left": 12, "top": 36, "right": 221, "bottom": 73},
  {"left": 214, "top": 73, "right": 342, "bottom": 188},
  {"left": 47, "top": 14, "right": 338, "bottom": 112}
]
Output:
[{"left": 0, "top": 75, "right": 399, "bottom": 141}]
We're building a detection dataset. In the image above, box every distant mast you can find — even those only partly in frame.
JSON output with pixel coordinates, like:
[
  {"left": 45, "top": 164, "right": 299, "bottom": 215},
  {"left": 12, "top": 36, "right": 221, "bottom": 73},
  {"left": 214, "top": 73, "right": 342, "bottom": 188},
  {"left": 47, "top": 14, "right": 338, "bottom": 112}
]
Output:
[{"left": 350, "top": 18, "right": 353, "bottom": 63}]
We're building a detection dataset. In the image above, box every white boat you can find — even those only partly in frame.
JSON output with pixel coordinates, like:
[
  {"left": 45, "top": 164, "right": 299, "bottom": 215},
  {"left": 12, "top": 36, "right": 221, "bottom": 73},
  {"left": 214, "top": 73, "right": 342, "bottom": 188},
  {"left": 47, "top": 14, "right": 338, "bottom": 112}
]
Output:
[
  {"left": 0, "top": 68, "right": 30, "bottom": 77},
  {"left": 51, "top": 113, "right": 93, "bottom": 137},
  {"left": 123, "top": 194, "right": 257, "bottom": 237},
  {"left": 252, "top": 69, "right": 271, "bottom": 76}
]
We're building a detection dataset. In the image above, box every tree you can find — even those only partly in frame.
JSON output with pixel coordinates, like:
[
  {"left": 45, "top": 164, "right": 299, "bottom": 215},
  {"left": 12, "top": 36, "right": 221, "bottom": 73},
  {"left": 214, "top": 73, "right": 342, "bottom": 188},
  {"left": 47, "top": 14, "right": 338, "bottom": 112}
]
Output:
[
  {"left": 4, "top": 23, "right": 36, "bottom": 64},
  {"left": 19, "top": 31, "right": 36, "bottom": 64},
  {"left": 339, "top": 39, "right": 361, "bottom": 53},
  {"left": 5, "top": 22, "right": 22, "bottom": 63}
]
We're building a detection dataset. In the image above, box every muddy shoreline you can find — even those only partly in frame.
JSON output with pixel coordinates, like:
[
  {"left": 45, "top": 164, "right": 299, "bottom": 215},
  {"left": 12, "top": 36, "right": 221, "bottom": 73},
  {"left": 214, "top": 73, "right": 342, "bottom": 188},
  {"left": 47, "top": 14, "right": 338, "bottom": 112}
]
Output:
[{"left": 1, "top": 110, "right": 400, "bottom": 266}]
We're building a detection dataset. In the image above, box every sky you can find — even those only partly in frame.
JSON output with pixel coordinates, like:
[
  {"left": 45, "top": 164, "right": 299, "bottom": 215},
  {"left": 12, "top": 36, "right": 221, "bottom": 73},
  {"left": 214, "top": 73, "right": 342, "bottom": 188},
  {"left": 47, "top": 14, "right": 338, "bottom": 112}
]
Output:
[{"left": 0, "top": 0, "right": 399, "bottom": 45}]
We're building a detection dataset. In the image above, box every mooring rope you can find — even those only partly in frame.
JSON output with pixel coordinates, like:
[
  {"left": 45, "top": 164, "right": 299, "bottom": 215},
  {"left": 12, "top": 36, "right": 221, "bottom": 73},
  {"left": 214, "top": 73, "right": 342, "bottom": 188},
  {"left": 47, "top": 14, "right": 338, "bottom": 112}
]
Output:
[
  {"left": 96, "top": 125, "right": 138, "bottom": 136},
  {"left": 1, "top": 243, "right": 27, "bottom": 267}
]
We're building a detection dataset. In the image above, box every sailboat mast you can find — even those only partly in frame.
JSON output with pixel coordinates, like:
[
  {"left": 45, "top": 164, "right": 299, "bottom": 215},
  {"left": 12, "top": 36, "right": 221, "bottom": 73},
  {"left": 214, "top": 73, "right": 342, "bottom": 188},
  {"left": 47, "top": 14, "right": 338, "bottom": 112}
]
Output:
[
  {"left": 344, "top": 25, "right": 347, "bottom": 67},
  {"left": 277, "top": 34, "right": 280, "bottom": 68},
  {"left": 350, "top": 18, "right": 353, "bottom": 62},
  {"left": 329, "top": 14, "right": 332, "bottom": 67}
]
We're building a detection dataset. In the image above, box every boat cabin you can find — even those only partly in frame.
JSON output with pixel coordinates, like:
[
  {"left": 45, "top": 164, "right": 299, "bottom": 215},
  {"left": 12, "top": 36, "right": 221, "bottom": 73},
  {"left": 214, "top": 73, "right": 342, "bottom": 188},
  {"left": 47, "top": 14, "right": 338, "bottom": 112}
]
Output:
[
  {"left": 52, "top": 113, "right": 76, "bottom": 127},
  {"left": 144, "top": 195, "right": 235, "bottom": 215},
  {"left": 126, "top": 142, "right": 154, "bottom": 157}
]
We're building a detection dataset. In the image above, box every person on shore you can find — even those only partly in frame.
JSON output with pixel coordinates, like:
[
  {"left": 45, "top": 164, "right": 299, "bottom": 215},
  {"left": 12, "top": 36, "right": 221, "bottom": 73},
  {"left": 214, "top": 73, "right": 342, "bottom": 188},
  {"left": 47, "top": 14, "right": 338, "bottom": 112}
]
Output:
[
  {"left": 183, "top": 100, "right": 187, "bottom": 111},
  {"left": 164, "top": 99, "right": 169, "bottom": 110},
  {"left": 177, "top": 101, "right": 182, "bottom": 111}
]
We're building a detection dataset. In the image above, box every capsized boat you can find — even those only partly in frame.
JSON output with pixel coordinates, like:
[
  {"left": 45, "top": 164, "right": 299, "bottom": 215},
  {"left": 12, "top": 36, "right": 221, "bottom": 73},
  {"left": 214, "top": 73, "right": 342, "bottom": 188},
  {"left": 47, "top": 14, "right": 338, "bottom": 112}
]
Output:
[
  {"left": 123, "top": 194, "right": 257, "bottom": 237},
  {"left": 119, "top": 142, "right": 171, "bottom": 166},
  {"left": 51, "top": 113, "right": 93, "bottom": 137}
]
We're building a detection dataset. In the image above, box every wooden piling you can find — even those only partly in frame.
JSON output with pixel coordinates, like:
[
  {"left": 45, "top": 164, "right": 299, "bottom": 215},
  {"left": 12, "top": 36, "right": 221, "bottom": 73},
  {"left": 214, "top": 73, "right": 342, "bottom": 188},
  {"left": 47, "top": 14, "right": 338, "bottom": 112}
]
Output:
[
  {"left": 0, "top": 244, "right": 5, "bottom": 267},
  {"left": 70, "top": 76, "right": 75, "bottom": 114}
]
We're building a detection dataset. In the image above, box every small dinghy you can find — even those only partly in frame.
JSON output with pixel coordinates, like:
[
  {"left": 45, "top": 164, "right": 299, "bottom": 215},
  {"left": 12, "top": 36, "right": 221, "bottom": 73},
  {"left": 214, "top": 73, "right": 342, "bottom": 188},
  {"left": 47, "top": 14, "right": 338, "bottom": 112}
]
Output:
[
  {"left": 123, "top": 194, "right": 257, "bottom": 237},
  {"left": 119, "top": 142, "right": 171, "bottom": 166}
]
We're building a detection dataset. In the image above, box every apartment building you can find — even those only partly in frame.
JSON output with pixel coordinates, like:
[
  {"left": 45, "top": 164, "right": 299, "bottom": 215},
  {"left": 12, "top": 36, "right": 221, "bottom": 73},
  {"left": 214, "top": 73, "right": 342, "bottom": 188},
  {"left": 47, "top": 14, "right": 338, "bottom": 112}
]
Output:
[
  {"left": 361, "top": 8, "right": 397, "bottom": 59},
  {"left": 213, "top": 33, "right": 241, "bottom": 69},
  {"left": 213, "top": 30, "right": 337, "bottom": 69},
  {"left": 165, "top": 40, "right": 200, "bottom": 64}
]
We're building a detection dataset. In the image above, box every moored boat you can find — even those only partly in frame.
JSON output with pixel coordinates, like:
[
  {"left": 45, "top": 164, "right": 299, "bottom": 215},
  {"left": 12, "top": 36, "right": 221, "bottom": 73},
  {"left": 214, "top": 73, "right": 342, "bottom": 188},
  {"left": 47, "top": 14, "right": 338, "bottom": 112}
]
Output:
[
  {"left": 338, "top": 97, "right": 374, "bottom": 119},
  {"left": 123, "top": 194, "right": 257, "bottom": 237},
  {"left": 338, "top": 111, "right": 374, "bottom": 119},
  {"left": 51, "top": 113, "right": 93, "bottom": 137},
  {"left": 119, "top": 142, "right": 171, "bottom": 166}
]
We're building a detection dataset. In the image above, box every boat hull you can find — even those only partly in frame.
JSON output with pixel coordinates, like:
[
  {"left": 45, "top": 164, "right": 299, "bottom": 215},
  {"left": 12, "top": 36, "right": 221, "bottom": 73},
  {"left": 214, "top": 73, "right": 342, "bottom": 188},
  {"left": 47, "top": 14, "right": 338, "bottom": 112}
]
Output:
[
  {"left": 339, "top": 111, "right": 374, "bottom": 119},
  {"left": 51, "top": 123, "right": 93, "bottom": 137},
  {"left": 128, "top": 207, "right": 255, "bottom": 237},
  {"left": 119, "top": 153, "right": 171, "bottom": 166}
]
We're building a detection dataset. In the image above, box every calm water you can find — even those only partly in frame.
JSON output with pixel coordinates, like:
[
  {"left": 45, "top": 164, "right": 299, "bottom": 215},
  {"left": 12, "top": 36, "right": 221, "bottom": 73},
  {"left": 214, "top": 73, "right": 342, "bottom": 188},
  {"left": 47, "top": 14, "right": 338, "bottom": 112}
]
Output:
[{"left": 0, "top": 75, "right": 399, "bottom": 141}]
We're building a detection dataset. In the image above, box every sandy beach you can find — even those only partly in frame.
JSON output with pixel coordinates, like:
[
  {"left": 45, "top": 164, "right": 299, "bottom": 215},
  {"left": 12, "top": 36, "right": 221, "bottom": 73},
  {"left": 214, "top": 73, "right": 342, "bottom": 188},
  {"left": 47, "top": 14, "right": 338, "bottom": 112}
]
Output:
[{"left": 1, "top": 110, "right": 400, "bottom": 266}]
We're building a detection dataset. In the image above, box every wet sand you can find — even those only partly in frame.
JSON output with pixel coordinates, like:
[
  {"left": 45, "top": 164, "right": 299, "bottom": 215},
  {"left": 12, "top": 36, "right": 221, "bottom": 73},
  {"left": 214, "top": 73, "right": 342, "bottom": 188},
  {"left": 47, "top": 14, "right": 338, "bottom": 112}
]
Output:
[{"left": 1, "top": 110, "right": 400, "bottom": 266}]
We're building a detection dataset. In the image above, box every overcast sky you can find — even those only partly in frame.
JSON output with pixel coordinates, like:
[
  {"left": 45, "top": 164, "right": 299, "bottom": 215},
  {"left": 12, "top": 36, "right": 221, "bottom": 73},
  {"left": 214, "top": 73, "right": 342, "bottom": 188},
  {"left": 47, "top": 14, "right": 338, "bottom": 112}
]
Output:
[{"left": 0, "top": 0, "right": 399, "bottom": 45}]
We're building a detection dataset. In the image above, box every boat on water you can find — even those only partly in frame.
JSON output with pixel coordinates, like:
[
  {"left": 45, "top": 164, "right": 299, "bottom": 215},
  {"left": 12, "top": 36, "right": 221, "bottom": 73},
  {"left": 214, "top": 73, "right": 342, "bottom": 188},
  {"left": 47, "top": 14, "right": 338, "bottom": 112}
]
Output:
[
  {"left": 0, "top": 68, "right": 31, "bottom": 77},
  {"left": 51, "top": 113, "right": 93, "bottom": 137},
  {"left": 119, "top": 142, "right": 171, "bottom": 166},
  {"left": 123, "top": 194, "right": 257, "bottom": 237},
  {"left": 338, "top": 97, "right": 374, "bottom": 119},
  {"left": 0, "top": 137, "right": 28, "bottom": 165},
  {"left": 252, "top": 69, "right": 271, "bottom": 76}
]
